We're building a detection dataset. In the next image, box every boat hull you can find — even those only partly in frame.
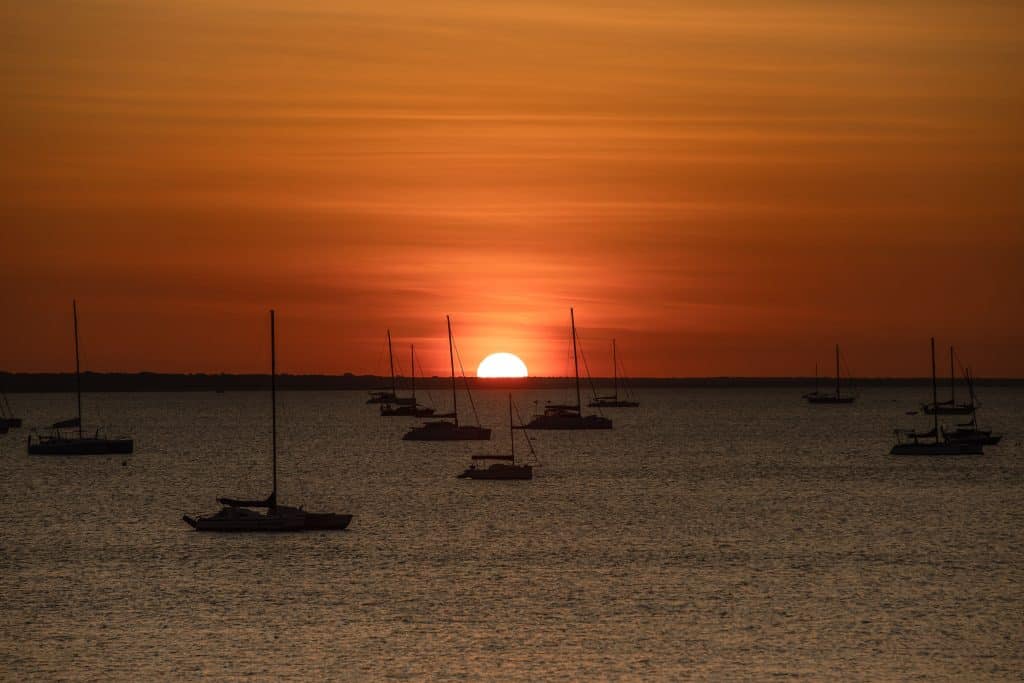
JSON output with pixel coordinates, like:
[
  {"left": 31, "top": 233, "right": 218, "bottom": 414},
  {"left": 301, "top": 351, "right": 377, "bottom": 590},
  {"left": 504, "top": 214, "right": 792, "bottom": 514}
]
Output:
[
  {"left": 889, "top": 442, "right": 982, "bottom": 456},
  {"left": 458, "top": 464, "right": 532, "bottom": 480},
  {"left": 921, "top": 404, "right": 975, "bottom": 415},
  {"left": 587, "top": 400, "right": 639, "bottom": 408},
  {"left": 524, "top": 414, "right": 612, "bottom": 430},
  {"left": 403, "top": 422, "right": 491, "bottom": 441},
  {"left": 28, "top": 437, "right": 134, "bottom": 455},
  {"left": 804, "top": 395, "right": 856, "bottom": 404},
  {"left": 944, "top": 432, "right": 1002, "bottom": 446},
  {"left": 0, "top": 417, "right": 22, "bottom": 429},
  {"left": 184, "top": 506, "right": 351, "bottom": 532}
]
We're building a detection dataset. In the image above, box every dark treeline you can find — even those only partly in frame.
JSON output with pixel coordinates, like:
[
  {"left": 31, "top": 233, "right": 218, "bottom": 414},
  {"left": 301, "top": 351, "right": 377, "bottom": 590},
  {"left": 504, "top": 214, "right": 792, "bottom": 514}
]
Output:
[{"left": 1, "top": 372, "right": 1021, "bottom": 393}]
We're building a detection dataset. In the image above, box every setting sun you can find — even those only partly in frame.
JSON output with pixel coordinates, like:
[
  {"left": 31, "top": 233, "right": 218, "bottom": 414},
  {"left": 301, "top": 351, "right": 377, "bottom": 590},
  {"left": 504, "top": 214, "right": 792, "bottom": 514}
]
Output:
[{"left": 477, "top": 352, "right": 529, "bottom": 378}]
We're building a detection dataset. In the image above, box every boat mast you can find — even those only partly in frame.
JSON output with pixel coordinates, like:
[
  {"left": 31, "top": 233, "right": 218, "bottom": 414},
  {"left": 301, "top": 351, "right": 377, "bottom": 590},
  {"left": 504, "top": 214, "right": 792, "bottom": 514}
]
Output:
[
  {"left": 571, "top": 307, "right": 581, "bottom": 412},
  {"left": 814, "top": 362, "right": 819, "bottom": 394},
  {"left": 410, "top": 344, "right": 416, "bottom": 403},
  {"left": 509, "top": 393, "right": 514, "bottom": 463},
  {"left": 612, "top": 338, "right": 618, "bottom": 400},
  {"left": 387, "top": 329, "right": 396, "bottom": 398},
  {"left": 447, "top": 315, "right": 458, "bottom": 426},
  {"left": 73, "top": 299, "right": 82, "bottom": 438},
  {"left": 949, "top": 345, "right": 955, "bottom": 406},
  {"left": 930, "top": 337, "right": 938, "bottom": 442},
  {"left": 270, "top": 310, "right": 277, "bottom": 507},
  {"left": 835, "top": 344, "right": 841, "bottom": 399}
]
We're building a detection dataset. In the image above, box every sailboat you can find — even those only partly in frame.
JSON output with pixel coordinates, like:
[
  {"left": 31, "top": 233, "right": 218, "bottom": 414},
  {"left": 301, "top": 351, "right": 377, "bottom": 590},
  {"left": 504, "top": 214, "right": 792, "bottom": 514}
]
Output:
[
  {"left": 183, "top": 310, "right": 352, "bottom": 532},
  {"left": 27, "top": 301, "right": 133, "bottom": 455},
  {"left": 380, "top": 344, "right": 436, "bottom": 417},
  {"left": 523, "top": 308, "right": 612, "bottom": 430},
  {"left": 366, "top": 329, "right": 415, "bottom": 405},
  {"left": 459, "top": 394, "right": 535, "bottom": 480},
  {"left": 0, "top": 391, "right": 21, "bottom": 430},
  {"left": 588, "top": 339, "right": 639, "bottom": 408},
  {"left": 803, "top": 344, "right": 856, "bottom": 404},
  {"left": 890, "top": 337, "right": 982, "bottom": 455},
  {"left": 921, "top": 345, "right": 975, "bottom": 415},
  {"left": 403, "top": 316, "right": 491, "bottom": 441},
  {"left": 941, "top": 368, "right": 1002, "bottom": 446}
]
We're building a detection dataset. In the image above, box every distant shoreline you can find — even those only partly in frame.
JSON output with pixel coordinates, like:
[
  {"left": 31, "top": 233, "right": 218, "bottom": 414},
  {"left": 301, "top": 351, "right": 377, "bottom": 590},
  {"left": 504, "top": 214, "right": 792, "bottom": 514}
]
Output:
[{"left": 1, "top": 372, "right": 1021, "bottom": 392}]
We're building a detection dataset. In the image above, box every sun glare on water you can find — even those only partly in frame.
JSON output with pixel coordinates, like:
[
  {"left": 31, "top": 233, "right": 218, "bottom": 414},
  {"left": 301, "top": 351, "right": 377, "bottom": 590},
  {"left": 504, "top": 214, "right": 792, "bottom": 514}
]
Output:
[{"left": 477, "top": 352, "right": 529, "bottom": 378}]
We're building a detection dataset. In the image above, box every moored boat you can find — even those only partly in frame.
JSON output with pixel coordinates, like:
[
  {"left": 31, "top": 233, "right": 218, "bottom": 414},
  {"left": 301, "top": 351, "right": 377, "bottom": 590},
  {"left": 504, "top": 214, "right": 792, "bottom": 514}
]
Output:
[
  {"left": 588, "top": 339, "right": 639, "bottom": 408},
  {"left": 184, "top": 310, "right": 352, "bottom": 532},
  {"left": 459, "top": 395, "right": 535, "bottom": 480},
  {"left": 27, "top": 301, "right": 134, "bottom": 456},
  {"left": 803, "top": 344, "right": 856, "bottom": 404},
  {"left": 524, "top": 308, "right": 612, "bottom": 430},
  {"left": 890, "top": 338, "right": 983, "bottom": 456},
  {"left": 404, "top": 316, "right": 491, "bottom": 441}
]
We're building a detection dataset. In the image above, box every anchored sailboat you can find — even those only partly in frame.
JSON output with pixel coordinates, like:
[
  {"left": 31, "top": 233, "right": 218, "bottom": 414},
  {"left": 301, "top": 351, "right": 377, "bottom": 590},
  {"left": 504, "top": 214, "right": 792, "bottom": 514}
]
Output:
[
  {"left": 588, "top": 339, "right": 639, "bottom": 408},
  {"left": 921, "top": 346, "right": 975, "bottom": 415},
  {"left": 890, "top": 337, "right": 981, "bottom": 455},
  {"left": 27, "top": 301, "right": 133, "bottom": 455},
  {"left": 0, "top": 391, "right": 21, "bottom": 431},
  {"left": 367, "top": 329, "right": 414, "bottom": 405},
  {"left": 403, "top": 316, "right": 491, "bottom": 441},
  {"left": 459, "top": 394, "right": 535, "bottom": 480},
  {"left": 524, "top": 308, "right": 612, "bottom": 430},
  {"left": 803, "top": 344, "right": 856, "bottom": 404},
  {"left": 184, "top": 310, "right": 352, "bottom": 532},
  {"left": 381, "top": 344, "right": 436, "bottom": 417},
  {"left": 941, "top": 368, "right": 1002, "bottom": 446}
]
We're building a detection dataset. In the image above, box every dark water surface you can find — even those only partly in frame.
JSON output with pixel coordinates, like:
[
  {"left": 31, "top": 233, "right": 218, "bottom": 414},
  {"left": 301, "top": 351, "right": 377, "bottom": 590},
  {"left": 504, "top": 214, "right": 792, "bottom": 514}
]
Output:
[{"left": 2, "top": 387, "right": 1022, "bottom": 680}]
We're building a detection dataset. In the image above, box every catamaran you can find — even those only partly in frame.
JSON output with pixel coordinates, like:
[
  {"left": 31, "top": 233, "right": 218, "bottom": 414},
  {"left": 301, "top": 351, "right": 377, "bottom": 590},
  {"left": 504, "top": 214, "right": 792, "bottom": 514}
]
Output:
[
  {"left": 381, "top": 344, "right": 437, "bottom": 417},
  {"left": 403, "top": 316, "right": 491, "bottom": 441},
  {"left": 890, "top": 337, "right": 982, "bottom": 455},
  {"left": 366, "top": 329, "right": 414, "bottom": 405},
  {"left": 459, "top": 394, "right": 536, "bottom": 480},
  {"left": 803, "top": 344, "right": 856, "bottom": 404},
  {"left": 27, "top": 301, "right": 133, "bottom": 455},
  {"left": 184, "top": 311, "right": 352, "bottom": 532},
  {"left": 524, "top": 308, "right": 612, "bottom": 430},
  {"left": 921, "top": 345, "right": 975, "bottom": 415},
  {"left": 588, "top": 339, "right": 639, "bottom": 408}
]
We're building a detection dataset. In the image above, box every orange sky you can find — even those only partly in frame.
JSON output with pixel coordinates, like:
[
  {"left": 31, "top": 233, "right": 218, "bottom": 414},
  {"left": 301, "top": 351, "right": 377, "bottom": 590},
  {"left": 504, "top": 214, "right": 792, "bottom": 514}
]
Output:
[{"left": 2, "top": 1, "right": 1022, "bottom": 376}]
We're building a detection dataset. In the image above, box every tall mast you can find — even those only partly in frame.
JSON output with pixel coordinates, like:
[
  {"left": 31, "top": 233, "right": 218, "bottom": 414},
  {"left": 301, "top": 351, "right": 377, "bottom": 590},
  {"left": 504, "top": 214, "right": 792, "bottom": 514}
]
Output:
[
  {"left": 387, "top": 329, "right": 396, "bottom": 397},
  {"left": 571, "top": 308, "right": 581, "bottom": 412},
  {"left": 271, "top": 310, "right": 277, "bottom": 507},
  {"left": 835, "top": 344, "right": 841, "bottom": 398},
  {"left": 930, "top": 337, "right": 938, "bottom": 442},
  {"left": 73, "top": 300, "right": 82, "bottom": 437},
  {"left": 509, "top": 393, "right": 514, "bottom": 463},
  {"left": 447, "top": 316, "right": 458, "bottom": 426},
  {"left": 949, "top": 345, "right": 955, "bottom": 405},
  {"left": 612, "top": 339, "right": 618, "bottom": 400},
  {"left": 814, "top": 362, "right": 819, "bottom": 394},
  {"left": 410, "top": 344, "right": 416, "bottom": 402}
]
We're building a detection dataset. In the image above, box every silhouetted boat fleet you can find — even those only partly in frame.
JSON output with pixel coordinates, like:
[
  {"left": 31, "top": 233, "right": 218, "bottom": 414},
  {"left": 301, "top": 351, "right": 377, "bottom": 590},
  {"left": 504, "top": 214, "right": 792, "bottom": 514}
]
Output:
[
  {"left": 1, "top": 302, "right": 1011, "bottom": 535},
  {"left": 889, "top": 337, "right": 1001, "bottom": 455}
]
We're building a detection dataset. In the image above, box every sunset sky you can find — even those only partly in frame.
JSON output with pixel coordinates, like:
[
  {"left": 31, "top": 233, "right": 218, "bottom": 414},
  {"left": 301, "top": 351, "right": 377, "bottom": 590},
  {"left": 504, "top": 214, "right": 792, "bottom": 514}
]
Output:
[{"left": 2, "top": 1, "right": 1022, "bottom": 376}]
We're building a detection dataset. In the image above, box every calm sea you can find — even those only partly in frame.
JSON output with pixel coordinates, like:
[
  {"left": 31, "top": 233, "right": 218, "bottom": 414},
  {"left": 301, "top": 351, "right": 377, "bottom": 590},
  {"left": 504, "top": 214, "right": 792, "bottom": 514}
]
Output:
[{"left": 1, "top": 387, "right": 1022, "bottom": 680}]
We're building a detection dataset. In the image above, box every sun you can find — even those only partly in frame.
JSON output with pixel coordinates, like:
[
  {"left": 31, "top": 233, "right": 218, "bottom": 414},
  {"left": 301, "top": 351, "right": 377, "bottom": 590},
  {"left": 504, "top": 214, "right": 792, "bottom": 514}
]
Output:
[{"left": 477, "top": 352, "right": 529, "bottom": 378}]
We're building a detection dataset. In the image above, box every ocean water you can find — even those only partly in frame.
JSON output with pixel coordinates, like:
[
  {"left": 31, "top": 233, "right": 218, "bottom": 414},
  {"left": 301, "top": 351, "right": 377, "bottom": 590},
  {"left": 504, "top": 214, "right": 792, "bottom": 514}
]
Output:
[{"left": 1, "top": 387, "right": 1022, "bottom": 680}]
